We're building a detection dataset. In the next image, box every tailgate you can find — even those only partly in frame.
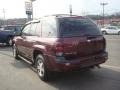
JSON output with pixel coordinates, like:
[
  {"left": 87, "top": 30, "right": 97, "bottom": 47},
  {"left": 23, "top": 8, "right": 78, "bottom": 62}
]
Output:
[{"left": 63, "top": 36, "right": 105, "bottom": 60}]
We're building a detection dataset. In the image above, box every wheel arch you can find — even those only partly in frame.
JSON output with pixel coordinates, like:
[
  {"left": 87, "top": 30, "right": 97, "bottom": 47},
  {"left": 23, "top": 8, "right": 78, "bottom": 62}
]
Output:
[
  {"left": 33, "top": 49, "right": 43, "bottom": 62},
  {"left": 102, "top": 31, "right": 107, "bottom": 34}
]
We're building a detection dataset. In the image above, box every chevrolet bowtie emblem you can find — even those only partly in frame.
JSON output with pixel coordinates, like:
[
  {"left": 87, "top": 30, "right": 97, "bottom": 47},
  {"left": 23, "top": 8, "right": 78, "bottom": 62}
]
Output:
[{"left": 87, "top": 39, "right": 91, "bottom": 42}]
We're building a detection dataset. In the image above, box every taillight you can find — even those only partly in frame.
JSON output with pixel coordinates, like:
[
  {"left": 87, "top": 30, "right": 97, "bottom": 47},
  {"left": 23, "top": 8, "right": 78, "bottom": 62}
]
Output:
[{"left": 54, "top": 42, "right": 64, "bottom": 56}]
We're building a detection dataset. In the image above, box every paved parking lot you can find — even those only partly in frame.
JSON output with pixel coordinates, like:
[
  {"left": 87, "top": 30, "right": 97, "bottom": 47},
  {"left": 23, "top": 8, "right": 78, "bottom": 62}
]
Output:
[{"left": 0, "top": 35, "right": 120, "bottom": 90}]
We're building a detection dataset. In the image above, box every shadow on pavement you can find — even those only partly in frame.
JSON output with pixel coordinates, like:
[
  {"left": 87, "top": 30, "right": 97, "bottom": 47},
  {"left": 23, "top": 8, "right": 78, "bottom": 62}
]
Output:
[
  {"left": 0, "top": 43, "right": 13, "bottom": 57},
  {"left": 11, "top": 60, "right": 30, "bottom": 69},
  {"left": 46, "top": 68, "right": 120, "bottom": 90},
  {"left": 11, "top": 59, "right": 37, "bottom": 73},
  {"left": 11, "top": 58, "right": 120, "bottom": 90}
]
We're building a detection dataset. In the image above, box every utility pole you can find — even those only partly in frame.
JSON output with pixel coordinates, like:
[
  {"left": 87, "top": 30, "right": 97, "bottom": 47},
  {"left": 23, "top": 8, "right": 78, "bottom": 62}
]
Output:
[
  {"left": 100, "top": 3, "right": 108, "bottom": 27},
  {"left": 3, "top": 8, "right": 6, "bottom": 20},
  {"left": 69, "top": 5, "right": 72, "bottom": 16}
]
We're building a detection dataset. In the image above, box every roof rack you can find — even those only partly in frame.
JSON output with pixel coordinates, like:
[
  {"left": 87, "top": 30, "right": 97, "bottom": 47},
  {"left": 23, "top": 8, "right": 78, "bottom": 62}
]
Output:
[
  {"left": 54, "top": 14, "right": 79, "bottom": 17},
  {"left": 26, "top": 19, "right": 40, "bottom": 24},
  {"left": 44, "top": 14, "right": 80, "bottom": 18},
  {"left": 25, "top": 14, "right": 84, "bottom": 25}
]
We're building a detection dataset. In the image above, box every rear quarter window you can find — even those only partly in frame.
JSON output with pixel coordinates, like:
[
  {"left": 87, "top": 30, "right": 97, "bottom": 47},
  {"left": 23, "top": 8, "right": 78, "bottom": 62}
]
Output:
[{"left": 41, "top": 18, "right": 58, "bottom": 38}]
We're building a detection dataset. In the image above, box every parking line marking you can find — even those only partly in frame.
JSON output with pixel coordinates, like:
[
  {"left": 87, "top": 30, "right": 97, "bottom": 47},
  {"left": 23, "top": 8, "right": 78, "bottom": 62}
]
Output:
[{"left": 102, "top": 65, "right": 120, "bottom": 70}]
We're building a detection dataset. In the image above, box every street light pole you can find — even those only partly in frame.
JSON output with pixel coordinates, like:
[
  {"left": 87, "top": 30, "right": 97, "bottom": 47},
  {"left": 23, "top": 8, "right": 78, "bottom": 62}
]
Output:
[
  {"left": 100, "top": 3, "right": 108, "bottom": 27},
  {"left": 30, "top": 0, "right": 36, "bottom": 20}
]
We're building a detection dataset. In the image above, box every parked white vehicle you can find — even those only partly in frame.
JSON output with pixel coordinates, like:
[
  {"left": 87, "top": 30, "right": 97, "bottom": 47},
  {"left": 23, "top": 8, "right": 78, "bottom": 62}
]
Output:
[{"left": 101, "top": 26, "right": 120, "bottom": 35}]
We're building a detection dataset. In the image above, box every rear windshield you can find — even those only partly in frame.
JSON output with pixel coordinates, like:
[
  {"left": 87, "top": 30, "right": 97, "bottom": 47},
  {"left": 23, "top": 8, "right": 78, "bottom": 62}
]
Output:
[{"left": 59, "top": 17, "right": 102, "bottom": 37}]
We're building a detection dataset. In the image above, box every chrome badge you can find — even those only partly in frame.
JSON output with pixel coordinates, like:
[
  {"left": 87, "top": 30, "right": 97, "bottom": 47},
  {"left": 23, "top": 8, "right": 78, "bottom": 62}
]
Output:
[{"left": 87, "top": 39, "right": 91, "bottom": 42}]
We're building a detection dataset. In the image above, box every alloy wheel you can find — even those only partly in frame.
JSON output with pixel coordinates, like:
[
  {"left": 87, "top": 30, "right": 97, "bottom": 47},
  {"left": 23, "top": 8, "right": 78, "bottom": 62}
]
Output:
[{"left": 37, "top": 59, "right": 45, "bottom": 77}]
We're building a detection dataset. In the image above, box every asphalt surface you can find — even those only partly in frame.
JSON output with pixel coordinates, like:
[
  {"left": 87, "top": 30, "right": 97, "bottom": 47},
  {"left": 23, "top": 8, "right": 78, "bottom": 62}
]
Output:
[{"left": 0, "top": 35, "right": 120, "bottom": 90}]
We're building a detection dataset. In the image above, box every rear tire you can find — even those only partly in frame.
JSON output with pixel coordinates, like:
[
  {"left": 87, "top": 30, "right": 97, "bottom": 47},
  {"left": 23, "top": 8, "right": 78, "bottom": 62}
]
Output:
[{"left": 35, "top": 54, "right": 50, "bottom": 81}]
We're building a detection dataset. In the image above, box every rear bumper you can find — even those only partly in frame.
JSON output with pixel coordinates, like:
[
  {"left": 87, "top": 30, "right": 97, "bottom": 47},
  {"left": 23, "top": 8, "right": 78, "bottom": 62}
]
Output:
[{"left": 46, "top": 52, "right": 108, "bottom": 72}]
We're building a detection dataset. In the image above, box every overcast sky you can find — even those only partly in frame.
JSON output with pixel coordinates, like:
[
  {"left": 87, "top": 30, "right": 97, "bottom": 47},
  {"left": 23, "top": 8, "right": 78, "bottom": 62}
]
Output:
[{"left": 0, "top": 0, "right": 120, "bottom": 19}]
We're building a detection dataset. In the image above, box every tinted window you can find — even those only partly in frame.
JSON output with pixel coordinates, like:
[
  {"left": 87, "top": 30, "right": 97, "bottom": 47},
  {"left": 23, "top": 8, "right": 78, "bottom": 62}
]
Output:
[
  {"left": 42, "top": 18, "right": 57, "bottom": 38},
  {"left": 59, "top": 18, "right": 102, "bottom": 37},
  {"left": 15, "top": 26, "right": 21, "bottom": 31},
  {"left": 107, "top": 27, "right": 117, "bottom": 30}
]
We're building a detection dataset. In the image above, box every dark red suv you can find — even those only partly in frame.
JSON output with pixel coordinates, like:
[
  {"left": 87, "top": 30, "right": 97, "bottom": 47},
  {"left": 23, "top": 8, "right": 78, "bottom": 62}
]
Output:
[{"left": 13, "top": 15, "right": 108, "bottom": 81}]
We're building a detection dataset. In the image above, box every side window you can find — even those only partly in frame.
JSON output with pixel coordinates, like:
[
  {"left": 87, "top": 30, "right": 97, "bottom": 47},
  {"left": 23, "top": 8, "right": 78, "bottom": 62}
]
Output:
[
  {"left": 107, "top": 27, "right": 112, "bottom": 29},
  {"left": 41, "top": 18, "right": 57, "bottom": 38},
  {"left": 105, "top": 27, "right": 108, "bottom": 29},
  {"left": 14, "top": 26, "right": 22, "bottom": 34},
  {"left": 36, "top": 22, "right": 42, "bottom": 36},
  {"left": 29, "top": 23, "right": 37, "bottom": 36},
  {"left": 112, "top": 27, "right": 117, "bottom": 30},
  {"left": 22, "top": 24, "right": 31, "bottom": 36},
  {"left": 107, "top": 27, "right": 116, "bottom": 30}
]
